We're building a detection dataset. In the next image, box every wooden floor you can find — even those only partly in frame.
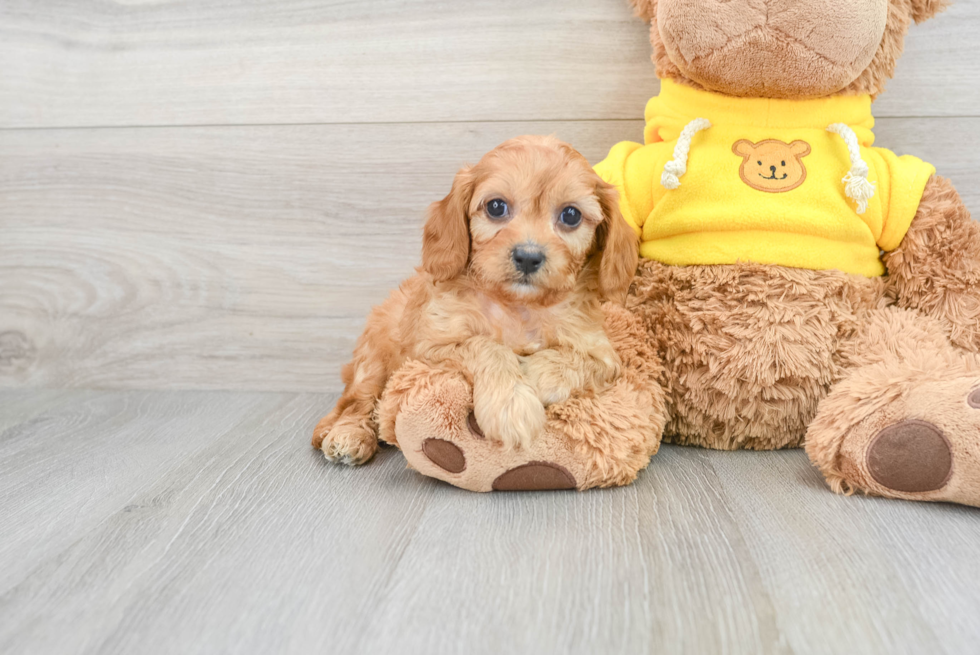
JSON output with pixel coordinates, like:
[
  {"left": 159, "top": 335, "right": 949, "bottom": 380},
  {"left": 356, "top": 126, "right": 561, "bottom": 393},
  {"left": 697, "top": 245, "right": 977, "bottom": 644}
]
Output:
[
  {"left": 2, "top": 389, "right": 980, "bottom": 655},
  {"left": 4, "top": 0, "right": 980, "bottom": 653}
]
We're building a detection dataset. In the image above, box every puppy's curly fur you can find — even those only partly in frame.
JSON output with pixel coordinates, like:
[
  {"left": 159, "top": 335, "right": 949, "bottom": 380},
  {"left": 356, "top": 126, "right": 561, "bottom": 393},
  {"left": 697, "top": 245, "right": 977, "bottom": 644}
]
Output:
[{"left": 313, "top": 135, "right": 638, "bottom": 465}]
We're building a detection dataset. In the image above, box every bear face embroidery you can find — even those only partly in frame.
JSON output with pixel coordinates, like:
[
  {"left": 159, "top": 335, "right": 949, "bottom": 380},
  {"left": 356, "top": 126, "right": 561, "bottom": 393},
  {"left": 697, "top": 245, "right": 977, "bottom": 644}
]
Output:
[{"left": 733, "top": 139, "right": 812, "bottom": 193}]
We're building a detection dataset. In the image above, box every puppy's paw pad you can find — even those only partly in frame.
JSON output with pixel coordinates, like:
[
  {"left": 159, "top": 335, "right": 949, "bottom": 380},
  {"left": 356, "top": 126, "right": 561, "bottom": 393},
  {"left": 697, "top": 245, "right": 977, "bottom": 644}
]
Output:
[
  {"left": 421, "top": 438, "right": 466, "bottom": 473},
  {"left": 491, "top": 462, "right": 577, "bottom": 491}
]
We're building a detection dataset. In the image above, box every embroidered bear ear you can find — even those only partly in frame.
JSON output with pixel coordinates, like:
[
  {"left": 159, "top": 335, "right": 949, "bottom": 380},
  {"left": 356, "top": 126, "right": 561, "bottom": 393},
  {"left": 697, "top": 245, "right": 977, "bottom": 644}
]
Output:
[
  {"left": 908, "top": 0, "right": 948, "bottom": 24},
  {"left": 789, "top": 141, "right": 811, "bottom": 157},
  {"left": 732, "top": 140, "right": 756, "bottom": 158}
]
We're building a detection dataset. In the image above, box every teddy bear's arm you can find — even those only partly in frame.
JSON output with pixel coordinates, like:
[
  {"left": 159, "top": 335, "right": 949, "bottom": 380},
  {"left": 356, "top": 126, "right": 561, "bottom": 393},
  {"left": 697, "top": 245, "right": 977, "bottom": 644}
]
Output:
[
  {"left": 595, "top": 140, "right": 675, "bottom": 238},
  {"left": 883, "top": 175, "right": 980, "bottom": 351}
]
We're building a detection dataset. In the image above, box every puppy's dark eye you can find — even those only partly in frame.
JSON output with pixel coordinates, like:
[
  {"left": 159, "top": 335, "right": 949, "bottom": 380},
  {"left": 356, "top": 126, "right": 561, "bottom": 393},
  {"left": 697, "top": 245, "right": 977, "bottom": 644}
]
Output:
[
  {"left": 757, "top": 161, "right": 762, "bottom": 166},
  {"left": 559, "top": 206, "right": 582, "bottom": 228},
  {"left": 781, "top": 160, "right": 786, "bottom": 167},
  {"left": 486, "top": 198, "right": 508, "bottom": 219}
]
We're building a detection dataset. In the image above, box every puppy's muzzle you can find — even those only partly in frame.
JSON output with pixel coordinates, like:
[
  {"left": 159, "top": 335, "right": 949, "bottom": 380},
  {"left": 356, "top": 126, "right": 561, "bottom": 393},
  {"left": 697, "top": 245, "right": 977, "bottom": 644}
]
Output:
[{"left": 511, "top": 246, "right": 546, "bottom": 276}]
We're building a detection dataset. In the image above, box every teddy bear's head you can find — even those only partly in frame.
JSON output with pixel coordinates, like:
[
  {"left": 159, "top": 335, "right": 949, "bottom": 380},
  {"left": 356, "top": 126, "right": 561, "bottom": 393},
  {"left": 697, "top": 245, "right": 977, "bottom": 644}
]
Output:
[{"left": 628, "top": 0, "right": 948, "bottom": 99}]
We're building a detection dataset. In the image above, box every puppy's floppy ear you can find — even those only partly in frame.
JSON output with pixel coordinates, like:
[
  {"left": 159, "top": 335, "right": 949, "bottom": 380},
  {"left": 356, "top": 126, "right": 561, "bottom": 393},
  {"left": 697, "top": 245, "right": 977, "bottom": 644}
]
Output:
[
  {"left": 907, "top": 0, "right": 948, "bottom": 24},
  {"left": 421, "top": 166, "right": 475, "bottom": 282},
  {"left": 594, "top": 179, "right": 639, "bottom": 304},
  {"left": 628, "top": 0, "right": 657, "bottom": 22}
]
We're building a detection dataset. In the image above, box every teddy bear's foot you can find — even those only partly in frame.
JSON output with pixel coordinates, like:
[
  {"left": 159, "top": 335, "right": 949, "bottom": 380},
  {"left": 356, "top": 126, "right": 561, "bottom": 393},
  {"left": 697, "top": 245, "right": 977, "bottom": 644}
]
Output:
[
  {"left": 415, "top": 414, "right": 579, "bottom": 492},
  {"left": 390, "top": 368, "right": 585, "bottom": 492},
  {"left": 374, "top": 305, "right": 666, "bottom": 492},
  {"left": 807, "top": 355, "right": 980, "bottom": 507}
]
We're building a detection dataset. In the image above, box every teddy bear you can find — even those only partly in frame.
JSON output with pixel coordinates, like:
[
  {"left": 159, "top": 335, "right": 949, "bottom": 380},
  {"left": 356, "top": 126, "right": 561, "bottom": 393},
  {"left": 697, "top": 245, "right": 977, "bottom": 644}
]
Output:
[{"left": 323, "top": 0, "right": 980, "bottom": 506}]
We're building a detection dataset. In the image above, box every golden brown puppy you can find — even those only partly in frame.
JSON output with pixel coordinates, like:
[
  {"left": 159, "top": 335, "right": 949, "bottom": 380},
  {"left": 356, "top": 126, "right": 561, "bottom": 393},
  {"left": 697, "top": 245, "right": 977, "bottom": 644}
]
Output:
[{"left": 313, "top": 135, "right": 638, "bottom": 465}]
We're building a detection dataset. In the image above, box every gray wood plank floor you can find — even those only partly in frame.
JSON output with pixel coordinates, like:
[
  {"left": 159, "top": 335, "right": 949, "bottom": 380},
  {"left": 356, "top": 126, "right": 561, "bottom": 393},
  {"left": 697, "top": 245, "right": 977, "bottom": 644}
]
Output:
[{"left": 2, "top": 389, "right": 979, "bottom": 655}]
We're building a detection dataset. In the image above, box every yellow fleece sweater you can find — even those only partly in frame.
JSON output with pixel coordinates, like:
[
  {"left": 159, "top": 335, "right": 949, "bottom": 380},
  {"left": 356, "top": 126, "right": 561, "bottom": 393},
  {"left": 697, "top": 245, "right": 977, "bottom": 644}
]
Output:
[{"left": 594, "top": 80, "right": 936, "bottom": 277}]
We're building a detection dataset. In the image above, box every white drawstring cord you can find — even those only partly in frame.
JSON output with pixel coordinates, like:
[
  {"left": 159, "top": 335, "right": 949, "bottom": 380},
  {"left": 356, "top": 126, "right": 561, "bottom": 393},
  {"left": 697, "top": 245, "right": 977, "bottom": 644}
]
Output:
[
  {"left": 827, "top": 123, "right": 876, "bottom": 214},
  {"left": 661, "top": 118, "right": 712, "bottom": 190}
]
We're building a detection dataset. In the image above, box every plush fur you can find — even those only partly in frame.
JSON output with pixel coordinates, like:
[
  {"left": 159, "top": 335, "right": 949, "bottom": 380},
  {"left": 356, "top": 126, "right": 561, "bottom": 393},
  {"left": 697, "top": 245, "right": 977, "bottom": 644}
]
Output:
[
  {"left": 317, "top": 0, "right": 980, "bottom": 505},
  {"left": 629, "top": 260, "right": 887, "bottom": 450},
  {"left": 883, "top": 175, "right": 980, "bottom": 351},
  {"left": 314, "top": 135, "right": 639, "bottom": 465},
  {"left": 630, "top": 0, "right": 948, "bottom": 99},
  {"left": 805, "top": 306, "right": 980, "bottom": 504},
  {"left": 387, "top": 303, "right": 665, "bottom": 491}
]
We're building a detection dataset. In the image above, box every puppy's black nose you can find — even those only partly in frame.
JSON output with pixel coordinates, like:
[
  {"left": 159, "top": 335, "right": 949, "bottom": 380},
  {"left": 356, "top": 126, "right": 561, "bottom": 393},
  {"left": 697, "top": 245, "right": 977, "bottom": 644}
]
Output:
[
  {"left": 770, "top": 165, "right": 778, "bottom": 173},
  {"left": 512, "top": 246, "right": 545, "bottom": 275}
]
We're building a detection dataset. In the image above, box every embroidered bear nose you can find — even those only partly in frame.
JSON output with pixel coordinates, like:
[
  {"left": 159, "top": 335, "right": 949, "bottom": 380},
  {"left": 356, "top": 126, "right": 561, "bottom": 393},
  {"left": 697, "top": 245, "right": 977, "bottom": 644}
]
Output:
[
  {"left": 770, "top": 165, "right": 778, "bottom": 173},
  {"left": 512, "top": 246, "right": 545, "bottom": 275}
]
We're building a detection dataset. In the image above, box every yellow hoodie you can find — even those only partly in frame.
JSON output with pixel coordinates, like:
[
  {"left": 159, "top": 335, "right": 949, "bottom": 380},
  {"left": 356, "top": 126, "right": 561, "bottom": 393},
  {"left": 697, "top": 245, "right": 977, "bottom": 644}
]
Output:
[{"left": 594, "top": 80, "right": 936, "bottom": 277}]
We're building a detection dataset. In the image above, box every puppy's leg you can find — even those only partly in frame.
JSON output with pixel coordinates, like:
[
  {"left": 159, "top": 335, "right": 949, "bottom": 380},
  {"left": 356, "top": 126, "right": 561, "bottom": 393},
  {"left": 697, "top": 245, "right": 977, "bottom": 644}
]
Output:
[
  {"left": 314, "top": 314, "right": 398, "bottom": 466},
  {"left": 430, "top": 337, "right": 545, "bottom": 450},
  {"left": 523, "top": 338, "right": 621, "bottom": 406}
]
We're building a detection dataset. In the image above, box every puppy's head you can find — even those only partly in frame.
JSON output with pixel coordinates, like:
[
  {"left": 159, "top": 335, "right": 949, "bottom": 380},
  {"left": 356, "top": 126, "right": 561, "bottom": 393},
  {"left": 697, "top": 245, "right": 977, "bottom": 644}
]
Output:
[{"left": 421, "top": 135, "right": 637, "bottom": 305}]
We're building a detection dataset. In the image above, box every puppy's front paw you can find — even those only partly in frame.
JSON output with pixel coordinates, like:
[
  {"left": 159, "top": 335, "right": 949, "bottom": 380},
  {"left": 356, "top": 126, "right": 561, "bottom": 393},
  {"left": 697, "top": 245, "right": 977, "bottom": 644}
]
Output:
[
  {"left": 523, "top": 353, "right": 574, "bottom": 406},
  {"left": 474, "top": 382, "right": 546, "bottom": 450},
  {"left": 320, "top": 423, "right": 378, "bottom": 466},
  {"left": 592, "top": 349, "right": 622, "bottom": 388}
]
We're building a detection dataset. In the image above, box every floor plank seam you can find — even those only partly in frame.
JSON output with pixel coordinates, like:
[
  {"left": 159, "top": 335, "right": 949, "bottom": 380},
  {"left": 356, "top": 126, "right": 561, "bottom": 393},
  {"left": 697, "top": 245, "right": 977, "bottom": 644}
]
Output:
[{"left": 1, "top": 115, "right": 977, "bottom": 133}]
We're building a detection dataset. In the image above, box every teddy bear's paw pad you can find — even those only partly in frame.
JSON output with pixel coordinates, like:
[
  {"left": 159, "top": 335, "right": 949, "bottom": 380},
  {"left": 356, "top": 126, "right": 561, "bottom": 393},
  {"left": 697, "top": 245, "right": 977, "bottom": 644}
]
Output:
[
  {"left": 491, "top": 462, "right": 577, "bottom": 491},
  {"left": 466, "top": 411, "right": 485, "bottom": 439},
  {"left": 968, "top": 387, "right": 980, "bottom": 409},
  {"left": 421, "top": 438, "right": 466, "bottom": 474},
  {"left": 866, "top": 419, "right": 953, "bottom": 493}
]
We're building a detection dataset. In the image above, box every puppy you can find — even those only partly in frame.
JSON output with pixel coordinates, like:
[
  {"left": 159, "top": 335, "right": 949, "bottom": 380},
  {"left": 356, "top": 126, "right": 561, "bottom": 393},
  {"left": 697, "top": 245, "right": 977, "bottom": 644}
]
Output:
[{"left": 313, "top": 135, "right": 638, "bottom": 465}]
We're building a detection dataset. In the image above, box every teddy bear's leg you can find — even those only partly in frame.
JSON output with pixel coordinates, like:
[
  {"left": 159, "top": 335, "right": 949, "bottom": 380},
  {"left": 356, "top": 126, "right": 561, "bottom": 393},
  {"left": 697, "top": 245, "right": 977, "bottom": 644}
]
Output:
[
  {"left": 806, "top": 307, "right": 980, "bottom": 506},
  {"left": 380, "top": 304, "right": 666, "bottom": 492},
  {"left": 384, "top": 367, "right": 663, "bottom": 492},
  {"left": 884, "top": 176, "right": 980, "bottom": 353}
]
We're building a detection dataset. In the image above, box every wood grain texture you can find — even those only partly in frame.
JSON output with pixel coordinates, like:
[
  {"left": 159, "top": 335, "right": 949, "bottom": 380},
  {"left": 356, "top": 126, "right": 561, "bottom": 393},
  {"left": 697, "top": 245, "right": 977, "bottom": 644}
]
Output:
[
  {"left": 2, "top": 390, "right": 980, "bottom": 655},
  {"left": 2, "top": 118, "right": 978, "bottom": 392},
  {"left": 0, "top": 0, "right": 976, "bottom": 129},
  {"left": 0, "top": 388, "right": 75, "bottom": 433},
  {"left": 709, "top": 451, "right": 980, "bottom": 654},
  {"left": 0, "top": 390, "right": 291, "bottom": 596},
  {"left": 0, "top": 0, "right": 659, "bottom": 129}
]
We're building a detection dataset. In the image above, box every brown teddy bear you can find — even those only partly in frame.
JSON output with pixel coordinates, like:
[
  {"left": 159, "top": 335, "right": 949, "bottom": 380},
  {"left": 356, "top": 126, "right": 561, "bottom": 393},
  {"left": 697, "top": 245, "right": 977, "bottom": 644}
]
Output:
[{"left": 326, "top": 0, "right": 980, "bottom": 506}]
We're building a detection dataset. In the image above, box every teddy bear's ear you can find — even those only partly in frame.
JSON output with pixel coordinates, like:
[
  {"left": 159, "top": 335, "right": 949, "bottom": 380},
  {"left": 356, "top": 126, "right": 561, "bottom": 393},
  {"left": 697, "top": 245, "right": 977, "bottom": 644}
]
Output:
[
  {"left": 627, "top": 0, "right": 656, "bottom": 22},
  {"left": 908, "top": 0, "right": 949, "bottom": 24}
]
